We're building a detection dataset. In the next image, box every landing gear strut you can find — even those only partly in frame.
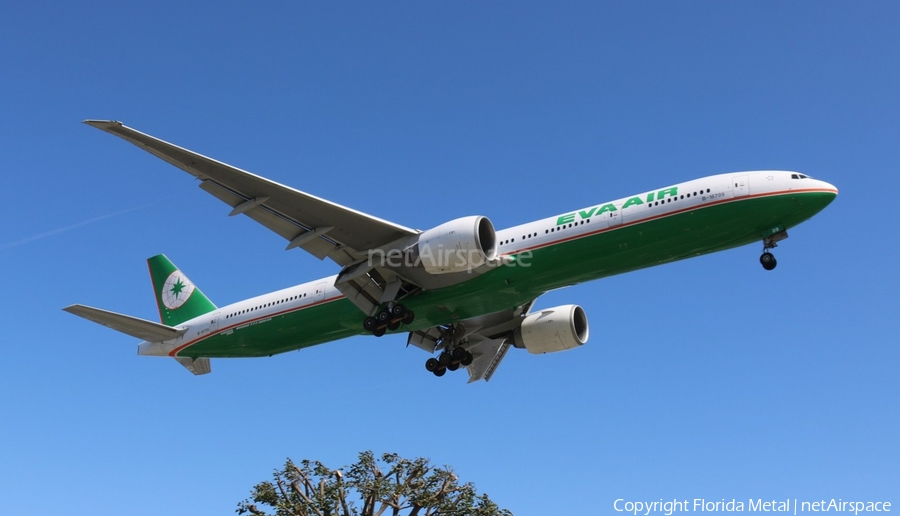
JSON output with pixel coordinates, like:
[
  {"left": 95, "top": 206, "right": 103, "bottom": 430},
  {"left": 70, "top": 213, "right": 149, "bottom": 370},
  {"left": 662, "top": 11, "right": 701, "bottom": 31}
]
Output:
[
  {"left": 760, "top": 229, "right": 788, "bottom": 271},
  {"left": 362, "top": 303, "right": 415, "bottom": 336}
]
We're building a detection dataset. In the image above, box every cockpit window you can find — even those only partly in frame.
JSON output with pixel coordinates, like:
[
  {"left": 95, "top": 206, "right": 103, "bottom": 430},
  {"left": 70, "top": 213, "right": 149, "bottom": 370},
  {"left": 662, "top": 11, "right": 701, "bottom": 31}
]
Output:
[{"left": 791, "top": 174, "right": 799, "bottom": 179}]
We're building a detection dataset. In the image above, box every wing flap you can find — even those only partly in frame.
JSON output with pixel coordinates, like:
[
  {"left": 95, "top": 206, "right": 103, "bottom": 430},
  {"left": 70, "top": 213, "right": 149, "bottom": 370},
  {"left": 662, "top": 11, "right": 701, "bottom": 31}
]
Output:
[
  {"left": 63, "top": 304, "right": 185, "bottom": 342},
  {"left": 466, "top": 339, "right": 511, "bottom": 383}
]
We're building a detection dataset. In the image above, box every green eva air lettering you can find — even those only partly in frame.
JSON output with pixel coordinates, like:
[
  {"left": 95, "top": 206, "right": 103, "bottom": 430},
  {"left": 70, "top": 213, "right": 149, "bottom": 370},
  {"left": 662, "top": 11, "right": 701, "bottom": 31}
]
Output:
[
  {"left": 622, "top": 197, "right": 643, "bottom": 209},
  {"left": 657, "top": 187, "right": 678, "bottom": 200},
  {"left": 557, "top": 214, "right": 576, "bottom": 225},
  {"left": 597, "top": 203, "right": 617, "bottom": 214}
]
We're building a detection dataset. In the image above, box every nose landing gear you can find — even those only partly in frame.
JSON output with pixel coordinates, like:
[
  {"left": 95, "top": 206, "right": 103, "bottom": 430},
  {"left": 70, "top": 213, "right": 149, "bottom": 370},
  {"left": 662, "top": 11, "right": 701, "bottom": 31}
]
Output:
[{"left": 760, "top": 229, "right": 788, "bottom": 271}]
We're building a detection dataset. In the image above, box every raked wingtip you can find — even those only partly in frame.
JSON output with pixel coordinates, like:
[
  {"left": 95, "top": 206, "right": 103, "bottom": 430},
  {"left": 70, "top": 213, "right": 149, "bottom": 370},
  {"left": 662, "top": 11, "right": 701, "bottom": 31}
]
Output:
[{"left": 82, "top": 119, "right": 123, "bottom": 129}]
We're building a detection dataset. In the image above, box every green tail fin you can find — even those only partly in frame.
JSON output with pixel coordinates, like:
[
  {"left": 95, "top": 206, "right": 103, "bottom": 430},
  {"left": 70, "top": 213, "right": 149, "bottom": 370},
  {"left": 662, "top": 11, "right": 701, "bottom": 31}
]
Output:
[{"left": 147, "top": 254, "right": 217, "bottom": 326}]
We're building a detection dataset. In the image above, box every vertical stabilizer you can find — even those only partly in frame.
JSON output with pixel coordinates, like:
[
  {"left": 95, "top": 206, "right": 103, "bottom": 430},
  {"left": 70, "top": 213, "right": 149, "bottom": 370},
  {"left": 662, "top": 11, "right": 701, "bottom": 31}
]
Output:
[{"left": 147, "top": 254, "right": 217, "bottom": 326}]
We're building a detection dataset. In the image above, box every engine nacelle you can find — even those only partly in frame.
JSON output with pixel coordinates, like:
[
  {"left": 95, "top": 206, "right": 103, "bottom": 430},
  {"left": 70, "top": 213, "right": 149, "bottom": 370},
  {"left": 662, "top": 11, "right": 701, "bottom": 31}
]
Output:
[
  {"left": 416, "top": 216, "right": 498, "bottom": 274},
  {"left": 513, "top": 305, "right": 589, "bottom": 354}
]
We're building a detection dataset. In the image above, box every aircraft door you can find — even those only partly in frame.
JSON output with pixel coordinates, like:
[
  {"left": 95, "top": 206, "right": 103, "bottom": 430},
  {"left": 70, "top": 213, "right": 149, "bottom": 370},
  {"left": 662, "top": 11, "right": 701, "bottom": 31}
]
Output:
[
  {"left": 605, "top": 206, "right": 623, "bottom": 228},
  {"left": 314, "top": 282, "right": 327, "bottom": 303},
  {"left": 733, "top": 175, "right": 749, "bottom": 197},
  {"left": 208, "top": 311, "right": 220, "bottom": 333}
]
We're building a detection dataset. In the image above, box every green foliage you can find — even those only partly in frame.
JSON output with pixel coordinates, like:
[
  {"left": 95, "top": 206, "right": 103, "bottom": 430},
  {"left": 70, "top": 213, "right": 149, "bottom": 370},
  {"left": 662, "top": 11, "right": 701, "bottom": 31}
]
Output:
[{"left": 237, "top": 451, "right": 512, "bottom": 516}]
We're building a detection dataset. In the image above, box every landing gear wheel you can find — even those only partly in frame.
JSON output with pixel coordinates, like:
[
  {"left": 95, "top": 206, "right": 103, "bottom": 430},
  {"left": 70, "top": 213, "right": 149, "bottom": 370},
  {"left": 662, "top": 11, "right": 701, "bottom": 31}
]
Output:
[
  {"left": 461, "top": 351, "right": 474, "bottom": 366},
  {"left": 388, "top": 320, "right": 401, "bottom": 331},
  {"left": 433, "top": 367, "right": 446, "bottom": 377},
  {"left": 760, "top": 252, "right": 777, "bottom": 271},
  {"left": 376, "top": 310, "right": 390, "bottom": 323},
  {"left": 373, "top": 326, "right": 386, "bottom": 337},
  {"left": 363, "top": 317, "right": 378, "bottom": 331},
  {"left": 447, "top": 362, "right": 460, "bottom": 371},
  {"left": 425, "top": 358, "right": 439, "bottom": 372},
  {"left": 451, "top": 347, "right": 467, "bottom": 361},
  {"left": 402, "top": 311, "right": 415, "bottom": 325},
  {"left": 438, "top": 351, "right": 452, "bottom": 365},
  {"left": 390, "top": 304, "right": 406, "bottom": 317}
]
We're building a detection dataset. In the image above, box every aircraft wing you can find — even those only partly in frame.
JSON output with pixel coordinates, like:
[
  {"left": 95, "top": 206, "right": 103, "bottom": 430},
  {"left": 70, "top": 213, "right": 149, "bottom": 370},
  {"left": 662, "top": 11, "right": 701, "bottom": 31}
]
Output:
[
  {"left": 84, "top": 120, "right": 418, "bottom": 266},
  {"left": 407, "top": 300, "right": 536, "bottom": 383}
]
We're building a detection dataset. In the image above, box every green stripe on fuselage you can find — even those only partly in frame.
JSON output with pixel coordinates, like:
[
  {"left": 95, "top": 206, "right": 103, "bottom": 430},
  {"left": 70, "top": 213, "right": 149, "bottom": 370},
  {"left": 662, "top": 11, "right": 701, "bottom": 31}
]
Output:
[{"left": 179, "top": 191, "right": 836, "bottom": 359}]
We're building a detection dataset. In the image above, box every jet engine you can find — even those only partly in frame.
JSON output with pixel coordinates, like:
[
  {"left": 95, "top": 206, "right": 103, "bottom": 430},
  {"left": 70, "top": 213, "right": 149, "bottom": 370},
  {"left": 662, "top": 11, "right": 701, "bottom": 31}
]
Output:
[
  {"left": 415, "top": 216, "right": 498, "bottom": 274},
  {"left": 513, "top": 305, "right": 589, "bottom": 354}
]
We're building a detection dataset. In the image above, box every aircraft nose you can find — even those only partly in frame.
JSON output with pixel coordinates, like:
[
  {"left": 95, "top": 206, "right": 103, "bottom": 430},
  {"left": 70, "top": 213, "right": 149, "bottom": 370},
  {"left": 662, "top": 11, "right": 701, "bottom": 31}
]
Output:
[{"left": 816, "top": 179, "right": 839, "bottom": 196}]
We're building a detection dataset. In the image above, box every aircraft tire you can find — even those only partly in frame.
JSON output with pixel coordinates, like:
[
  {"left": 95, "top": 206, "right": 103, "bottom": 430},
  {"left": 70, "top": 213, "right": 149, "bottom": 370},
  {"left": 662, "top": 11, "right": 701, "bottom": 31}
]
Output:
[
  {"left": 373, "top": 327, "right": 386, "bottom": 337},
  {"left": 390, "top": 304, "right": 406, "bottom": 316},
  {"left": 438, "top": 351, "right": 452, "bottom": 365},
  {"left": 377, "top": 310, "right": 390, "bottom": 323},
  {"left": 388, "top": 320, "right": 401, "bottom": 331},
  {"left": 425, "top": 358, "right": 440, "bottom": 372},
  {"left": 363, "top": 317, "right": 378, "bottom": 331},
  {"left": 402, "top": 311, "right": 415, "bottom": 325},
  {"left": 434, "top": 367, "right": 446, "bottom": 377},
  {"left": 447, "top": 362, "right": 460, "bottom": 371},
  {"left": 760, "top": 252, "right": 777, "bottom": 271},
  {"left": 461, "top": 351, "right": 474, "bottom": 366}
]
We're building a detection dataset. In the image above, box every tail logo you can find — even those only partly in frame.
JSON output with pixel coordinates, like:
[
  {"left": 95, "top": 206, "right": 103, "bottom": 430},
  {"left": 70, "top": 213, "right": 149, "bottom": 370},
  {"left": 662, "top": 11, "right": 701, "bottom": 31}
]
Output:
[{"left": 161, "top": 270, "right": 195, "bottom": 309}]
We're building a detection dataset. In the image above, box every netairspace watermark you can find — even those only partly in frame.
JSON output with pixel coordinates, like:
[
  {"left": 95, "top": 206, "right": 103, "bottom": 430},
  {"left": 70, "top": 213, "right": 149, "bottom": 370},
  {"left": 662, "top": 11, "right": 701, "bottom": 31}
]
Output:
[
  {"left": 366, "top": 247, "right": 533, "bottom": 271},
  {"left": 614, "top": 499, "right": 891, "bottom": 516}
]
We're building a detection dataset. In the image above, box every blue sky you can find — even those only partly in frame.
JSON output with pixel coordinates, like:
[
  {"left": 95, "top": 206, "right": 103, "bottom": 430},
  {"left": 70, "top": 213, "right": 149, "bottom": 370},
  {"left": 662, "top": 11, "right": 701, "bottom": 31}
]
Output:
[{"left": 1, "top": 2, "right": 897, "bottom": 514}]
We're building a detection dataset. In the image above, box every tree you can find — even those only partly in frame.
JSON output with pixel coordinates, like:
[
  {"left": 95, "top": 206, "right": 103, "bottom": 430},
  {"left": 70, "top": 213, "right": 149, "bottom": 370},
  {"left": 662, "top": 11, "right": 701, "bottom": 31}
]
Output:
[{"left": 237, "top": 451, "right": 513, "bottom": 516}]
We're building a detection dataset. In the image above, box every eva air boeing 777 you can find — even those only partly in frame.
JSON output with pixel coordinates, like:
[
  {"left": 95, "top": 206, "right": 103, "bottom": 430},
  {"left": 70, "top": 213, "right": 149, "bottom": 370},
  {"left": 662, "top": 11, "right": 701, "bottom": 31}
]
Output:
[{"left": 65, "top": 121, "right": 838, "bottom": 382}]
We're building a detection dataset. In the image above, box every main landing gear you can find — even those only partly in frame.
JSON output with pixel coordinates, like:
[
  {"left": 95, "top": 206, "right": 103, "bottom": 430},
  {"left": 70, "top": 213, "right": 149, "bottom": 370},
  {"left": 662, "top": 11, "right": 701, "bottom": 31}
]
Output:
[
  {"left": 424, "top": 346, "right": 473, "bottom": 377},
  {"left": 760, "top": 229, "right": 788, "bottom": 271},
  {"left": 362, "top": 303, "right": 415, "bottom": 337}
]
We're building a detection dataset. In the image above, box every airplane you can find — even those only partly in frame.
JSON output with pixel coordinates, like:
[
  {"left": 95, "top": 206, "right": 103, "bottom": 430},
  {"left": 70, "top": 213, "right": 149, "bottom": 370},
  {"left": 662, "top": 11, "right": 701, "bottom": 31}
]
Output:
[{"left": 64, "top": 120, "right": 838, "bottom": 382}]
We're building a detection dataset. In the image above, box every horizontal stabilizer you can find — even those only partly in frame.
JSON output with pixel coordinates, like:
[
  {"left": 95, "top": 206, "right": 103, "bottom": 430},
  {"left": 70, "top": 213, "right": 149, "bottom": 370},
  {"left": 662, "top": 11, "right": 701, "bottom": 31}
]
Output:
[
  {"left": 175, "top": 357, "right": 211, "bottom": 375},
  {"left": 63, "top": 304, "right": 185, "bottom": 342}
]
